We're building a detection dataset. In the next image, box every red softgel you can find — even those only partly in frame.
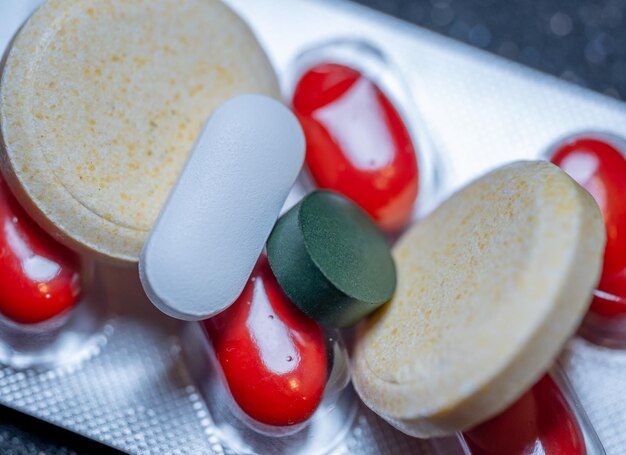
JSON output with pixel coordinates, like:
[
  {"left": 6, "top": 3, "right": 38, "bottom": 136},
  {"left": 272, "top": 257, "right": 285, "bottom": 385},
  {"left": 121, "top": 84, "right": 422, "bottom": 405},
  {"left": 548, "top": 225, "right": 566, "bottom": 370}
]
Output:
[
  {"left": 462, "top": 374, "right": 586, "bottom": 455},
  {"left": 203, "top": 256, "right": 327, "bottom": 427},
  {"left": 551, "top": 137, "right": 626, "bottom": 317},
  {"left": 292, "top": 63, "right": 419, "bottom": 232},
  {"left": 0, "top": 178, "right": 81, "bottom": 324}
]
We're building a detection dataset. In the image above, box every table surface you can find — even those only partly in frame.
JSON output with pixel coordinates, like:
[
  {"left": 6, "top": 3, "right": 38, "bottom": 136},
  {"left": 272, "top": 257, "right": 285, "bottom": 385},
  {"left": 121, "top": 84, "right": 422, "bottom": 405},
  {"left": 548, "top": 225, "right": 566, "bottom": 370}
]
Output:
[{"left": 1, "top": 0, "right": 624, "bottom": 453}]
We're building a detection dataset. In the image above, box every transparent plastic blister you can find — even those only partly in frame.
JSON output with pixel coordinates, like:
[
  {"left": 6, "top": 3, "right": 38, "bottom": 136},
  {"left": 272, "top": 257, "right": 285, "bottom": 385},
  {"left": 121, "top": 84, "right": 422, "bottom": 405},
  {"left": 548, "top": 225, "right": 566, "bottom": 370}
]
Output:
[
  {"left": 560, "top": 337, "right": 626, "bottom": 455},
  {"left": 581, "top": 291, "right": 626, "bottom": 348},
  {"left": 455, "top": 366, "right": 605, "bottom": 455},
  {"left": 544, "top": 131, "right": 626, "bottom": 349},
  {"left": 0, "top": 260, "right": 110, "bottom": 370},
  {"left": 0, "top": 0, "right": 625, "bottom": 454},
  {"left": 550, "top": 366, "right": 606, "bottom": 455},
  {"left": 182, "top": 322, "right": 358, "bottom": 454},
  {"left": 282, "top": 37, "right": 445, "bottom": 225}
]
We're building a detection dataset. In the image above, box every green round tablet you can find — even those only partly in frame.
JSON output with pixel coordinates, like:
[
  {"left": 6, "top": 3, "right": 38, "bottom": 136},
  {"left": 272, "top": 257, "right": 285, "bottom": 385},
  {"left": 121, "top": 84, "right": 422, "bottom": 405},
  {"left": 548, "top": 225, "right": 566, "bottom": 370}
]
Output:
[{"left": 267, "top": 190, "right": 396, "bottom": 328}]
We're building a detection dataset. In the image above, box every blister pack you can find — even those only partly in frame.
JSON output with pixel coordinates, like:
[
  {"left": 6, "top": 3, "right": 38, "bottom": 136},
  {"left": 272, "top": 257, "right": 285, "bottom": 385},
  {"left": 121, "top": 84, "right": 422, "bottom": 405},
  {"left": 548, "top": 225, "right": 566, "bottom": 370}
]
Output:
[{"left": 1, "top": 1, "right": 625, "bottom": 454}]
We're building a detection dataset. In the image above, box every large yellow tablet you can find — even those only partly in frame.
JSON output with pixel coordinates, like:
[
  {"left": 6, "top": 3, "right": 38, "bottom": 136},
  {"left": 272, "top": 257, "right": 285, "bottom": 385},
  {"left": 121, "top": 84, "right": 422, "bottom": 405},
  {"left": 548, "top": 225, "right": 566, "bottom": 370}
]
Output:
[
  {"left": 353, "top": 161, "right": 605, "bottom": 437},
  {"left": 0, "top": 0, "right": 279, "bottom": 263}
]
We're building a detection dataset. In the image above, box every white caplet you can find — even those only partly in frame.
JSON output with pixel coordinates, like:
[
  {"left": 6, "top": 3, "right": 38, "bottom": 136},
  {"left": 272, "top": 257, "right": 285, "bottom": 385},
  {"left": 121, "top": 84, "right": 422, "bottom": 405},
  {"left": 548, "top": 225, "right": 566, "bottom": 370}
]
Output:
[{"left": 139, "top": 95, "right": 305, "bottom": 321}]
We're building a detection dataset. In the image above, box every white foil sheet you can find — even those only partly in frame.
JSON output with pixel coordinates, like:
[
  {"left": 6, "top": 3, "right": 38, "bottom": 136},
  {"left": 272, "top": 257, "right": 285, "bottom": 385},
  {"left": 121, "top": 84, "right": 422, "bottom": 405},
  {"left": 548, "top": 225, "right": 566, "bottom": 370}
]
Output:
[{"left": 1, "top": 0, "right": 625, "bottom": 453}]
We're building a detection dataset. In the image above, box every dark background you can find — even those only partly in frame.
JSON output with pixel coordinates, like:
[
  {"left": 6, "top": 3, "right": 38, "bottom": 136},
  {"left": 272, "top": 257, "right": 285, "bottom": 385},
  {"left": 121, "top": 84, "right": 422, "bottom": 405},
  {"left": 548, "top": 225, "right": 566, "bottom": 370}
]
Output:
[
  {"left": 353, "top": 0, "right": 626, "bottom": 100},
  {"left": 1, "top": 0, "right": 624, "bottom": 454}
]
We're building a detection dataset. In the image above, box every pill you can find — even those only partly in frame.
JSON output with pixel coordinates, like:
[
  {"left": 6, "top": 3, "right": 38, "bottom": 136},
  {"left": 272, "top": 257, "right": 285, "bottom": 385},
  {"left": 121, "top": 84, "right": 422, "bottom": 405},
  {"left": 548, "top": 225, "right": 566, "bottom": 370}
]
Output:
[
  {"left": 550, "top": 135, "right": 626, "bottom": 318},
  {"left": 352, "top": 161, "right": 605, "bottom": 437},
  {"left": 267, "top": 190, "right": 396, "bottom": 328},
  {"left": 462, "top": 374, "right": 586, "bottom": 455},
  {"left": 292, "top": 63, "right": 419, "bottom": 232},
  {"left": 140, "top": 95, "right": 304, "bottom": 321},
  {"left": 0, "top": 177, "right": 81, "bottom": 324},
  {"left": 203, "top": 255, "right": 327, "bottom": 428},
  {"left": 0, "top": 0, "right": 279, "bottom": 263},
  {"left": 591, "top": 272, "right": 626, "bottom": 319}
]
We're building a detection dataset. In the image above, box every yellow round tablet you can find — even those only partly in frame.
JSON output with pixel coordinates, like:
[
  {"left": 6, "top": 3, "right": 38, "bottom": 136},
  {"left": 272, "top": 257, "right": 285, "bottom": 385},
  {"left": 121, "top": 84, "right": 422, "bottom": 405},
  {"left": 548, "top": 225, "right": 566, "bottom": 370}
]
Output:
[
  {"left": 352, "top": 161, "right": 605, "bottom": 437},
  {"left": 0, "top": 0, "right": 279, "bottom": 263}
]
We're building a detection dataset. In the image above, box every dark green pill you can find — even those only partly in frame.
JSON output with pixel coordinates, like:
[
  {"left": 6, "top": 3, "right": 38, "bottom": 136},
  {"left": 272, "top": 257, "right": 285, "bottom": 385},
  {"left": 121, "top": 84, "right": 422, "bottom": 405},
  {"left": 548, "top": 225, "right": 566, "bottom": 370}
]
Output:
[{"left": 267, "top": 190, "right": 396, "bottom": 328}]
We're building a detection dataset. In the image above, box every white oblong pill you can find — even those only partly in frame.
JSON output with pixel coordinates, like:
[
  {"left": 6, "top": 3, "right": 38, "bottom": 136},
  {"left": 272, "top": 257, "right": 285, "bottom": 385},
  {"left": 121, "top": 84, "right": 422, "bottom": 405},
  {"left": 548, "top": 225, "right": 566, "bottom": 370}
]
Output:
[{"left": 139, "top": 95, "right": 305, "bottom": 321}]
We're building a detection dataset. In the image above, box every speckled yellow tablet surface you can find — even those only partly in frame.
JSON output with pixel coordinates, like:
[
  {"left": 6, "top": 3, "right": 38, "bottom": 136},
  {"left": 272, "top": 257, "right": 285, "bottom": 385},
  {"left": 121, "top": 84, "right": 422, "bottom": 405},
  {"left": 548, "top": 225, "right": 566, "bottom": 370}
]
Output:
[
  {"left": 352, "top": 161, "right": 605, "bottom": 438},
  {"left": 0, "top": 0, "right": 279, "bottom": 263}
]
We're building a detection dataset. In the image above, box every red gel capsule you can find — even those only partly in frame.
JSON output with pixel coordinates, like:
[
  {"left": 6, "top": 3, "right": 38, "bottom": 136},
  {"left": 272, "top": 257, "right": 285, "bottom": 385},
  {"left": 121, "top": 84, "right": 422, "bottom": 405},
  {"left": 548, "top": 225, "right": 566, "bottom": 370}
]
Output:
[
  {"left": 203, "top": 256, "right": 327, "bottom": 427},
  {"left": 592, "top": 270, "right": 626, "bottom": 318},
  {"left": 0, "top": 178, "right": 81, "bottom": 324},
  {"left": 462, "top": 375, "right": 586, "bottom": 455},
  {"left": 551, "top": 137, "right": 626, "bottom": 317},
  {"left": 292, "top": 63, "right": 419, "bottom": 232}
]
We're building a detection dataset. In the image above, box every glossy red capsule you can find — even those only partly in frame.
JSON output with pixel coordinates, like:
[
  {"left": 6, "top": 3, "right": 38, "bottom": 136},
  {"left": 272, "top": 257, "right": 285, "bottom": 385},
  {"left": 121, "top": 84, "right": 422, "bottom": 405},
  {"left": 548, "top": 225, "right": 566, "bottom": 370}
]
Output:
[
  {"left": 462, "top": 375, "right": 586, "bottom": 455},
  {"left": 592, "top": 270, "right": 626, "bottom": 318},
  {"left": 0, "top": 178, "right": 81, "bottom": 324},
  {"left": 203, "top": 256, "right": 327, "bottom": 427},
  {"left": 551, "top": 137, "right": 626, "bottom": 317},
  {"left": 292, "top": 63, "right": 419, "bottom": 232}
]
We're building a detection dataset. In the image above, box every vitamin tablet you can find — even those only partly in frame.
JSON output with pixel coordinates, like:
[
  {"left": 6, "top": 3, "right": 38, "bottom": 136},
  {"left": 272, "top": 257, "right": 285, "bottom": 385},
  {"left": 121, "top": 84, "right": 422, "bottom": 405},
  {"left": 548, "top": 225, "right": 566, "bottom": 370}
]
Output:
[
  {"left": 353, "top": 161, "right": 605, "bottom": 437},
  {"left": 0, "top": 0, "right": 279, "bottom": 263},
  {"left": 267, "top": 190, "right": 396, "bottom": 328},
  {"left": 140, "top": 95, "right": 304, "bottom": 321}
]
